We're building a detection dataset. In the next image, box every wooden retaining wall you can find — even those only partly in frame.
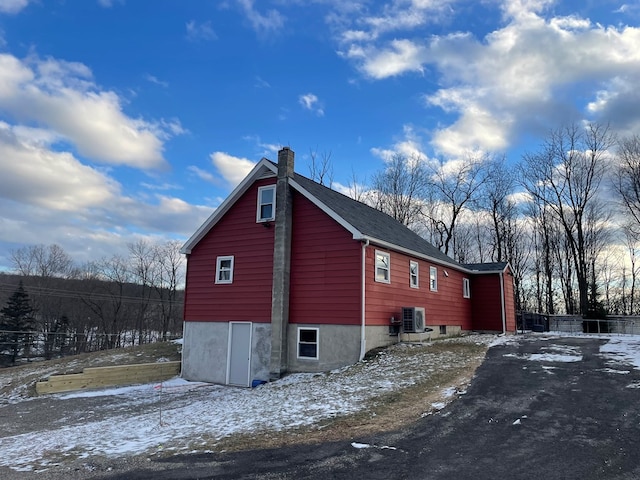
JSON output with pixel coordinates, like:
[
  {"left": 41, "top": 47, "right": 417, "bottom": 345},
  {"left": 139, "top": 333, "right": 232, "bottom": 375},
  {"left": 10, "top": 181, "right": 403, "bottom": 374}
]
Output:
[{"left": 35, "top": 361, "right": 181, "bottom": 395}]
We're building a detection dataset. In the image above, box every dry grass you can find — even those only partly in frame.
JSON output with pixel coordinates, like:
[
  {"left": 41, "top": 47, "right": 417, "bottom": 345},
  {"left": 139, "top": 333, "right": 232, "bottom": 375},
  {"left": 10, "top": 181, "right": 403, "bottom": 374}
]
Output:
[{"left": 0, "top": 341, "right": 182, "bottom": 401}]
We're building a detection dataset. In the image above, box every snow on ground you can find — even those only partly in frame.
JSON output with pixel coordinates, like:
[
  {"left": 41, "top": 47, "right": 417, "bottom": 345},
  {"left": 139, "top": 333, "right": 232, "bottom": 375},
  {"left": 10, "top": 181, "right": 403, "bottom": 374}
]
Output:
[
  {"left": 0, "top": 335, "right": 494, "bottom": 472},
  {"left": 598, "top": 337, "right": 640, "bottom": 370},
  {"left": 4, "top": 332, "right": 640, "bottom": 473}
]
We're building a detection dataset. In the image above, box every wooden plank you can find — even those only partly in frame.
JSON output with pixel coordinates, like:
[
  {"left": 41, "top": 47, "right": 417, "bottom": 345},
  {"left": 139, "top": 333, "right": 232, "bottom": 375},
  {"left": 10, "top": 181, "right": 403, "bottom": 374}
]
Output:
[{"left": 36, "top": 361, "right": 182, "bottom": 395}]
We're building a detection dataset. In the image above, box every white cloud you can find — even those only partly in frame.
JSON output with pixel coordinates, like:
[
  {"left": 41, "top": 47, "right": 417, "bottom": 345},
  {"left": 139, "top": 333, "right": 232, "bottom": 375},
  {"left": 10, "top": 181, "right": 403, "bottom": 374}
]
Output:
[
  {"left": 188, "top": 165, "right": 218, "bottom": 184},
  {"left": 333, "top": 0, "right": 640, "bottom": 156},
  {"left": 0, "top": 122, "right": 120, "bottom": 211},
  {"left": 97, "top": 0, "right": 124, "bottom": 7},
  {"left": 236, "top": 0, "right": 285, "bottom": 35},
  {"left": 186, "top": 20, "right": 218, "bottom": 42},
  {"left": 0, "top": 0, "right": 29, "bottom": 14},
  {"left": 254, "top": 76, "right": 271, "bottom": 88},
  {"left": 0, "top": 53, "right": 182, "bottom": 169},
  {"left": 0, "top": 122, "right": 211, "bottom": 268},
  {"left": 145, "top": 74, "right": 169, "bottom": 88},
  {"left": 210, "top": 151, "right": 256, "bottom": 186},
  {"left": 371, "top": 125, "right": 429, "bottom": 161},
  {"left": 358, "top": 39, "right": 427, "bottom": 79},
  {"left": 298, "top": 93, "right": 325, "bottom": 116}
]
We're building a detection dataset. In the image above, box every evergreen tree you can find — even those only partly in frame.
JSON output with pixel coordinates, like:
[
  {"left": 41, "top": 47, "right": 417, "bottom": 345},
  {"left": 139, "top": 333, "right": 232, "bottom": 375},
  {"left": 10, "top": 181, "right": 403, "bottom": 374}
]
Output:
[{"left": 0, "top": 281, "right": 35, "bottom": 365}]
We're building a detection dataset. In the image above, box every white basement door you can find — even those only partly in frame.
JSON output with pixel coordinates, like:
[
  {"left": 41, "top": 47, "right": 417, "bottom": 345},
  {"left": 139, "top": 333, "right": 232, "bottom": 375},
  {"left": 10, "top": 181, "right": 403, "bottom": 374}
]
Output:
[{"left": 227, "top": 322, "right": 252, "bottom": 387}]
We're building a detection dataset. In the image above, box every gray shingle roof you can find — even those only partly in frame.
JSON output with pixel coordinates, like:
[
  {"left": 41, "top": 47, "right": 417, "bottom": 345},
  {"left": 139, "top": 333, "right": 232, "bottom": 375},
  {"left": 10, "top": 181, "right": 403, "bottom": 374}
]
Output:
[
  {"left": 292, "top": 172, "right": 457, "bottom": 266},
  {"left": 462, "top": 262, "right": 508, "bottom": 272}
]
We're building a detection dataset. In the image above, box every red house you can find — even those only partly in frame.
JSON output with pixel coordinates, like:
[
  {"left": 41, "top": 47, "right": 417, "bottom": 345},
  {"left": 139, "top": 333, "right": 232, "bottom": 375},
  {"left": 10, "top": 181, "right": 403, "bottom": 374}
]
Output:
[{"left": 180, "top": 148, "right": 516, "bottom": 386}]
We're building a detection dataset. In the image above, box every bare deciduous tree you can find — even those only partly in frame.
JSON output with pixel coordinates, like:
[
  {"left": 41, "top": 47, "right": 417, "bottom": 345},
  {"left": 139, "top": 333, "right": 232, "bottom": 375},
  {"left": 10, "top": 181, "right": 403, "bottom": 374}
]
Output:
[
  {"left": 614, "top": 135, "right": 640, "bottom": 234},
  {"left": 371, "top": 154, "right": 427, "bottom": 227},
  {"left": 520, "top": 123, "right": 614, "bottom": 315},
  {"left": 10, "top": 244, "right": 73, "bottom": 278},
  {"left": 308, "top": 148, "right": 334, "bottom": 188},
  {"left": 423, "top": 153, "right": 490, "bottom": 258}
]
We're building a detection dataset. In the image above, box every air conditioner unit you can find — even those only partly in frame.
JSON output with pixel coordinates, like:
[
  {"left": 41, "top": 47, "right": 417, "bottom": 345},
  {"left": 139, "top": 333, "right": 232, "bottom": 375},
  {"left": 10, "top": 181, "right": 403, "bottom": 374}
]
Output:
[{"left": 402, "top": 307, "right": 425, "bottom": 333}]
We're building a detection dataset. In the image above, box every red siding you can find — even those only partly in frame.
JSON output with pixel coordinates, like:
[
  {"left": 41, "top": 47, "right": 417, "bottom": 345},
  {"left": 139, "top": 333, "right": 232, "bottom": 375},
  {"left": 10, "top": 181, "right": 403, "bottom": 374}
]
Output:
[
  {"left": 471, "top": 275, "right": 502, "bottom": 331},
  {"left": 184, "top": 179, "right": 276, "bottom": 322},
  {"left": 289, "top": 192, "right": 361, "bottom": 325},
  {"left": 503, "top": 268, "right": 517, "bottom": 331},
  {"left": 364, "top": 248, "right": 473, "bottom": 329},
  {"left": 471, "top": 269, "right": 517, "bottom": 332}
]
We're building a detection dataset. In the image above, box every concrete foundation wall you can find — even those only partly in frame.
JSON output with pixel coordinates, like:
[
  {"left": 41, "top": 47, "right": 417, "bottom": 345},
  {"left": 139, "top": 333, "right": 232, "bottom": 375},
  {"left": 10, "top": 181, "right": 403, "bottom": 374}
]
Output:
[
  {"left": 365, "top": 325, "right": 399, "bottom": 352},
  {"left": 287, "top": 324, "right": 361, "bottom": 372},
  {"left": 182, "top": 322, "right": 272, "bottom": 384},
  {"left": 252, "top": 323, "right": 272, "bottom": 382}
]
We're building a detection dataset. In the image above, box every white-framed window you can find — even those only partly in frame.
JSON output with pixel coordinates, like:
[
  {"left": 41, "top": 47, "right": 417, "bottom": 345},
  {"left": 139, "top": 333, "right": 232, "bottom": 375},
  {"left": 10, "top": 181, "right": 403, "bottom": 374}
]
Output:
[
  {"left": 375, "top": 251, "right": 391, "bottom": 283},
  {"left": 463, "top": 278, "right": 471, "bottom": 298},
  {"left": 429, "top": 266, "right": 438, "bottom": 291},
  {"left": 410, "top": 261, "right": 419, "bottom": 288},
  {"left": 256, "top": 185, "right": 276, "bottom": 222},
  {"left": 297, "top": 328, "right": 319, "bottom": 359},
  {"left": 215, "top": 255, "right": 234, "bottom": 284}
]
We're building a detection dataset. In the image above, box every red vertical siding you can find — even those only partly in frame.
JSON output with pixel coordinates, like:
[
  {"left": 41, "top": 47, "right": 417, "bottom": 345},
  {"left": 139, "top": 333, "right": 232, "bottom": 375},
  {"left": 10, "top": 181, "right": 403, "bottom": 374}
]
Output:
[
  {"left": 470, "top": 268, "right": 517, "bottom": 332},
  {"left": 289, "top": 192, "right": 361, "bottom": 325},
  {"left": 364, "top": 248, "right": 473, "bottom": 329},
  {"left": 503, "top": 268, "right": 517, "bottom": 332},
  {"left": 184, "top": 179, "right": 276, "bottom": 322},
  {"left": 471, "top": 273, "right": 508, "bottom": 331}
]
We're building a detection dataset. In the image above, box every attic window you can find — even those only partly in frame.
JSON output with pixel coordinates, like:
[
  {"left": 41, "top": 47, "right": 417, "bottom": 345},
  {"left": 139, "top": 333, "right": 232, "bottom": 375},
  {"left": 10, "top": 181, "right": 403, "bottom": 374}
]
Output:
[
  {"left": 375, "top": 251, "right": 390, "bottom": 283},
  {"left": 257, "top": 185, "right": 276, "bottom": 222}
]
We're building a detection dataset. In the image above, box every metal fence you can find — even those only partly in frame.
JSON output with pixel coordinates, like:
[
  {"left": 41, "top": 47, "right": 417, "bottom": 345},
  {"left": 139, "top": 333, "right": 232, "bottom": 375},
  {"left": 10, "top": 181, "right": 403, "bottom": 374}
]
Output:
[
  {"left": 0, "top": 329, "right": 182, "bottom": 366},
  {"left": 517, "top": 312, "right": 640, "bottom": 335}
]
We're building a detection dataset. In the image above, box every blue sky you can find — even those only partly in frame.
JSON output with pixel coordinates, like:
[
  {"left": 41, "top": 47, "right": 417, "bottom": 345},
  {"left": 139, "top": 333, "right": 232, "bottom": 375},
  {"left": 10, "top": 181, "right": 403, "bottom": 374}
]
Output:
[{"left": 0, "top": 0, "right": 639, "bottom": 270}]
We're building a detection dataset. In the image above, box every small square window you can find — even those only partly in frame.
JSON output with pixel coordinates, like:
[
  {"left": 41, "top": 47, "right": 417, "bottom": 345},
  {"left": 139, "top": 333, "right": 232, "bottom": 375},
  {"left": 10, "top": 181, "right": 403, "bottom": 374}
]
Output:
[
  {"left": 215, "top": 256, "right": 234, "bottom": 284},
  {"left": 375, "top": 251, "right": 390, "bottom": 283},
  {"left": 298, "top": 328, "right": 318, "bottom": 359},
  {"left": 257, "top": 185, "right": 276, "bottom": 222},
  {"left": 463, "top": 278, "right": 471, "bottom": 298},
  {"left": 410, "top": 261, "right": 419, "bottom": 288},
  {"left": 439, "top": 325, "right": 447, "bottom": 335},
  {"left": 429, "top": 266, "right": 438, "bottom": 291}
]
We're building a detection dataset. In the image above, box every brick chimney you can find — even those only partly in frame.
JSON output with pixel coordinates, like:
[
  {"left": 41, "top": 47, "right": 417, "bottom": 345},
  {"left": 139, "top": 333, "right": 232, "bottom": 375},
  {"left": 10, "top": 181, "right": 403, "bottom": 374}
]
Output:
[{"left": 269, "top": 147, "right": 294, "bottom": 380}]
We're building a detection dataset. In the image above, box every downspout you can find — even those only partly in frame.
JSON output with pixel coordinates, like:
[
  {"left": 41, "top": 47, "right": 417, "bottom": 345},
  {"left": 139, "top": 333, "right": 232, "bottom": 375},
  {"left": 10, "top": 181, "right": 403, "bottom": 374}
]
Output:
[
  {"left": 359, "top": 239, "right": 370, "bottom": 361},
  {"left": 500, "top": 271, "right": 506, "bottom": 334}
]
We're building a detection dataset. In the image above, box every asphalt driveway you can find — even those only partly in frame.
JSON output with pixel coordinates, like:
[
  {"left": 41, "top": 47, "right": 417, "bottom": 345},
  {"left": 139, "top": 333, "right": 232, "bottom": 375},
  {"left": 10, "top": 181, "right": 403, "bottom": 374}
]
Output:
[{"left": 112, "top": 335, "right": 640, "bottom": 480}]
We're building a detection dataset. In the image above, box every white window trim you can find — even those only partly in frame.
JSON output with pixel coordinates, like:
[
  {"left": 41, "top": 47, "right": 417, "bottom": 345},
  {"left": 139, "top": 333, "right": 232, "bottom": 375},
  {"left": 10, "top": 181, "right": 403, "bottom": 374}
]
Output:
[
  {"left": 430, "top": 266, "right": 438, "bottom": 292},
  {"left": 297, "top": 327, "right": 319, "bottom": 360},
  {"left": 463, "top": 278, "right": 471, "bottom": 298},
  {"left": 215, "top": 255, "right": 235, "bottom": 284},
  {"left": 410, "top": 261, "right": 419, "bottom": 289},
  {"left": 375, "top": 250, "right": 391, "bottom": 284},
  {"left": 256, "top": 185, "right": 276, "bottom": 222}
]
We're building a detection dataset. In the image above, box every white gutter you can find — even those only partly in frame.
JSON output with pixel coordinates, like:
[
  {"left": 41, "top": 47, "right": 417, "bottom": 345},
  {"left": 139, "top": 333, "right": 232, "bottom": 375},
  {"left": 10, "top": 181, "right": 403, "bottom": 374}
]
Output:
[
  {"left": 499, "top": 271, "right": 506, "bottom": 334},
  {"left": 359, "top": 239, "right": 370, "bottom": 361}
]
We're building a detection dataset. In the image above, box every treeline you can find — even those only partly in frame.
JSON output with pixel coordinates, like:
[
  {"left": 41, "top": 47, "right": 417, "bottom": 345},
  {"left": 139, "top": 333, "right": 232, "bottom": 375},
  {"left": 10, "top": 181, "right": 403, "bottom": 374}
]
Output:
[
  {"left": 0, "top": 240, "right": 184, "bottom": 366},
  {"left": 315, "top": 124, "right": 640, "bottom": 317}
]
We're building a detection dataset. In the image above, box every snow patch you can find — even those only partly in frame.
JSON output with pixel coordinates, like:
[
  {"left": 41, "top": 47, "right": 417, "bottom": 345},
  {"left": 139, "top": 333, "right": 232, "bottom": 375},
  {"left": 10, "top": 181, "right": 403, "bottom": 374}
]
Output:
[
  {"left": 599, "top": 338, "right": 640, "bottom": 371},
  {"left": 351, "top": 442, "right": 370, "bottom": 449}
]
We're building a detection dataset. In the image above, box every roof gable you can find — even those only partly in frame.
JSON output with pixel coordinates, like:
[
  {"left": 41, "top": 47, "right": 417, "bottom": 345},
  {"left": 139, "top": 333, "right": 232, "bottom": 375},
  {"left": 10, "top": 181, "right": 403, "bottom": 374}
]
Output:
[
  {"left": 181, "top": 159, "right": 277, "bottom": 254},
  {"left": 181, "top": 158, "right": 465, "bottom": 270}
]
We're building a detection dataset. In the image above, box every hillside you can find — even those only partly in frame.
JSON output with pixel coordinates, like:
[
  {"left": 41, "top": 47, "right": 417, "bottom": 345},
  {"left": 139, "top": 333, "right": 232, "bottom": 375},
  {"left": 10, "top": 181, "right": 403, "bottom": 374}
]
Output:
[{"left": 0, "top": 340, "right": 182, "bottom": 403}]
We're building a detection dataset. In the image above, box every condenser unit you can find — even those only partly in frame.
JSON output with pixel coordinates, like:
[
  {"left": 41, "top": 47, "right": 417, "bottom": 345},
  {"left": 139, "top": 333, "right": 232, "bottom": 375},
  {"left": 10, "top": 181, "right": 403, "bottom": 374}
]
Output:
[{"left": 402, "top": 307, "right": 425, "bottom": 333}]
